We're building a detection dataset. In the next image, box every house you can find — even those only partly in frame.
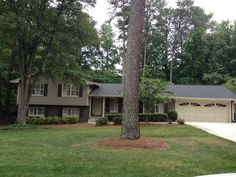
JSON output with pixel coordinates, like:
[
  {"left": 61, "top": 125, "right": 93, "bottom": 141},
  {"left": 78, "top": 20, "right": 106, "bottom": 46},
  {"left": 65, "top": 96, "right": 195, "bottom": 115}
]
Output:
[{"left": 16, "top": 77, "right": 236, "bottom": 122}]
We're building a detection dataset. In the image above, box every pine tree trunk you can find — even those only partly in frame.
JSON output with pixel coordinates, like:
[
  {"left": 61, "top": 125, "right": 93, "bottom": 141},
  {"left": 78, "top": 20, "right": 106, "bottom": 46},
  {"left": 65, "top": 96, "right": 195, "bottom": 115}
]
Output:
[{"left": 121, "top": 0, "right": 146, "bottom": 140}]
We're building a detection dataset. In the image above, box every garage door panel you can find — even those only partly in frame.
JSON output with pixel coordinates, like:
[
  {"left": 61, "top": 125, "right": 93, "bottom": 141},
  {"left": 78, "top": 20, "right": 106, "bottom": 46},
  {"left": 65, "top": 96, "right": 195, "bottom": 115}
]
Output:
[{"left": 176, "top": 100, "right": 229, "bottom": 122}]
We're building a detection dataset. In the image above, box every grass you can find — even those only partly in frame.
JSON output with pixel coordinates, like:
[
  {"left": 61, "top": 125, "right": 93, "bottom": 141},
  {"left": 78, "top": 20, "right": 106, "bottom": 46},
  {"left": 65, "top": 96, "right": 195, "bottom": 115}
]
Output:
[{"left": 0, "top": 125, "right": 236, "bottom": 177}]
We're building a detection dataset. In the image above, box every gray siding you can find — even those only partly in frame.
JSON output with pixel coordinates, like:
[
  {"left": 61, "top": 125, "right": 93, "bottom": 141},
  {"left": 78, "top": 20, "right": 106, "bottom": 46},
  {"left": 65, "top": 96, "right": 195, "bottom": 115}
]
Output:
[{"left": 27, "top": 77, "right": 89, "bottom": 106}]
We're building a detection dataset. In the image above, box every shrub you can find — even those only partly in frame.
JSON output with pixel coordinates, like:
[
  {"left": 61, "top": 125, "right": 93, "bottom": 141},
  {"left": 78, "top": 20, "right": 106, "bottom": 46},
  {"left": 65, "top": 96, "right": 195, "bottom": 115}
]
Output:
[
  {"left": 27, "top": 116, "right": 79, "bottom": 125},
  {"left": 106, "top": 113, "right": 168, "bottom": 123},
  {"left": 168, "top": 110, "right": 178, "bottom": 122},
  {"left": 66, "top": 117, "right": 79, "bottom": 124},
  {"left": 177, "top": 119, "right": 185, "bottom": 125},
  {"left": 112, "top": 116, "right": 122, "bottom": 125},
  {"left": 26, "top": 117, "right": 37, "bottom": 125},
  {"left": 106, "top": 114, "right": 122, "bottom": 122},
  {"left": 36, "top": 117, "right": 46, "bottom": 125},
  {"left": 96, "top": 117, "right": 108, "bottom": 126},
  {"left": 139, "top": 113, "right": 168, "bottom": 122},
  {"left": 44, "top": 117, "right": 53, "bottom": 124}
]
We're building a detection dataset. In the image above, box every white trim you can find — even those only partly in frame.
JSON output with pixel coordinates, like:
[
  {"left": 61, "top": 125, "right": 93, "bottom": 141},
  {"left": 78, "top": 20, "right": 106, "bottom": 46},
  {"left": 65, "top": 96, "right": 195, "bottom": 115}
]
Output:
[
  {"left": 102, "top": 97, "right": 105, "bottom": 117},
  {"left": 28, "top": 107, "right": 45, "bottom": 117},
  {"left": 62, "top": 84, "right": 79, "bottom": 97},
  {"left": 32, "top": 84, "right": 44, "bottom": 96},
  {"left": 154, "top": 104, "right": 164, "bottom": 113},
  {"left": 110, "top": 98, "right": 119, "bottom": 113},
  {"left": 62, "top": 108, "right": 80, "bottom": 117}
]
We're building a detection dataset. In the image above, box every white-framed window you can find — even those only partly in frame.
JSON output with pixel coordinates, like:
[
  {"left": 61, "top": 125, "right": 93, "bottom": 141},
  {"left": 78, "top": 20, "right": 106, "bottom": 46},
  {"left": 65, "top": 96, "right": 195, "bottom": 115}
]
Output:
[
  {"left": 110, "top": 98, "right": 119, "bottom": 113},
  {"left": 32, "top": 84, "right": 44, "bottom": 96},
  {"left": 62, "top": 84, "right": 79, "bottom": 97},
  {"left": 62, "top": 108, "right": 80, "bottom": 117},
  {"left": 154, "top": 104, "right": 165, "bottom": 113},
  {"left": 28, "top": 107, "right": 45, "bottom": 117}
]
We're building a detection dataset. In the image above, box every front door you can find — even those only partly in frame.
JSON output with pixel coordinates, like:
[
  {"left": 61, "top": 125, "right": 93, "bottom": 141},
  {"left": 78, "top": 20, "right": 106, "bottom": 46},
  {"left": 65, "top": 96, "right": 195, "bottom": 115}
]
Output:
[{"left": 92, "top": 97, "right": 102, "bottom": 116}]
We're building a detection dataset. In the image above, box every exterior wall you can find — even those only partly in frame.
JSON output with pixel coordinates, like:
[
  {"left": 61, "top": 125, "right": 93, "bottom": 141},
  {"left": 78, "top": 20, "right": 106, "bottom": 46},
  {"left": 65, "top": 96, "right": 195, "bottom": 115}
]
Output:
[
  {"left": 27, "top": 77, "right": 89, "bottom": 106},
  {"left": 28, "top": 105, "right": 89, "bottom": 122}
]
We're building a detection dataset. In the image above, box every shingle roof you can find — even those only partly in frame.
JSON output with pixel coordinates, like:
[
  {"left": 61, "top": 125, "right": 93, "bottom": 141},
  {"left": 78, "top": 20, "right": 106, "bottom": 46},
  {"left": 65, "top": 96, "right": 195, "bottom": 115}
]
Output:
[
  {"left": 89, "top": 83, "right": 123, "bottom": 97},
  {"left": 90, "top": 83, "right": 236, "bottom": 100},
  {"left": 168, "top": 85, "right": 236, "bottom": 99}
]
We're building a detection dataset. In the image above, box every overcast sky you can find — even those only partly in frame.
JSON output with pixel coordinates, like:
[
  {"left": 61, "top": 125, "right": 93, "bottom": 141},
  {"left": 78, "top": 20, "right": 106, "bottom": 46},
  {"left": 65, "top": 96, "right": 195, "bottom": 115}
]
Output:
[{"left": 89, "top": 0, "right": 236, "bottom": 28}]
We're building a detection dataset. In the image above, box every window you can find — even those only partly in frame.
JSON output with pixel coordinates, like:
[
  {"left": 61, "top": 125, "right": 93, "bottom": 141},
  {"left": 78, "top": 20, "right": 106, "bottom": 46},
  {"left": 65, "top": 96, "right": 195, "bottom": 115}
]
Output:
[
  {"left": 191, "top": 103, "right": 201, "bottom": 106},
  {"left": 179, "top": 103, "right": 189, "bottom": 106},
  {"left": 110, "top": 98, "right": 119, "bottom": 113},
  {"left": 62, "top": 108, "right": 80, "bottom": 117},
  {"left": 32, "top": 84, "right": 44, "bottom": 96},
  {"left": 62, "top": 84, "right": 79, "bottom": 97},
  {"left": 216, "top": 103, "right": 226, "bottom": 107},
  {"left": 205, "top": 103, "right": 215, "bottom": 107},
  {"left": 154, "top": 104, "right": 165, "bottom": 113},
  {"left": 28, "top": 107, "right": 45, "bottom": 117}
]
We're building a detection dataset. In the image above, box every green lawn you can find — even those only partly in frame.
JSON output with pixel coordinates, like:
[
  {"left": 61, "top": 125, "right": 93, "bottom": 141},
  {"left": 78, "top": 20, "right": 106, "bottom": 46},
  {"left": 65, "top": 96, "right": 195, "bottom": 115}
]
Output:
[{"left": 0, "top": 125, "right": 236, "bottom": 177}]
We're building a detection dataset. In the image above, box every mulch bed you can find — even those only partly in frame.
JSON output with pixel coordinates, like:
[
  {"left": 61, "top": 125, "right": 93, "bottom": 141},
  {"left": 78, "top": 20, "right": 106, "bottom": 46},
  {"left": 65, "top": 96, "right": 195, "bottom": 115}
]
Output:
[
  {"left": 99, "top": 137, "right": 169, "bottom": 150},
  {"left": 45, "top": 122, "right": 179, "bottom": 129},
  {"left": 45, "top": 123, "right": 95, "bottom": 128},
  {"left": 140, "top": 122, "right": 179, "bottom": 127}
]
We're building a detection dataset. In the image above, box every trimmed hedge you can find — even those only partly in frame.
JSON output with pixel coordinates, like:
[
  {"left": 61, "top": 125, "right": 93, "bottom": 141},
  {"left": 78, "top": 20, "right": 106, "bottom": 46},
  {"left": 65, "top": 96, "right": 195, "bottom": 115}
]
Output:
[
  {"left": 106, "top": 114, "right": 121, "bottom": 122},
  {"left": 96, "top": 117, "right": 108, "bottom": 126},
  {"left": 139, "top": 113, "right": 168, "bottom": 122},
  {"left": 106, "top": 113, "right": 168, "bottom": 123},
  {"left": 26, "top": 116, "right": 79, "bottom": 125},
  {"left": 168, "top": 110, "right": 178, "bottom": 122}
]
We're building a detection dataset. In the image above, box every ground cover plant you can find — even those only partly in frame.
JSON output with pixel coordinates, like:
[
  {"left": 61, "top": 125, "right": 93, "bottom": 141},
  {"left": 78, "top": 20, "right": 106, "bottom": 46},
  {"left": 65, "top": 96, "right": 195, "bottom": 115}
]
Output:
[{"left": 0, "top": 125, "right": 235, "bottom": 177}]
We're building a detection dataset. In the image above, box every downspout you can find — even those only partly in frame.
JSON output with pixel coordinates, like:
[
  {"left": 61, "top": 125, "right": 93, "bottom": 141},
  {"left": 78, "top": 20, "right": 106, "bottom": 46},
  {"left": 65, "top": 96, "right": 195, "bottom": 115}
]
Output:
[{"left": 233, "top": 101, "right": 236, "bottom": 122}]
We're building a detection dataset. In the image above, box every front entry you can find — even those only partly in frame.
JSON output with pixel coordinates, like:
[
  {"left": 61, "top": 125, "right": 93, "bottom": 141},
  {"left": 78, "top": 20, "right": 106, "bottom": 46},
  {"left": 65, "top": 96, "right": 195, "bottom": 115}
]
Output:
[{"left": 92, "top": 97, "right": 102, "bottom": 116}]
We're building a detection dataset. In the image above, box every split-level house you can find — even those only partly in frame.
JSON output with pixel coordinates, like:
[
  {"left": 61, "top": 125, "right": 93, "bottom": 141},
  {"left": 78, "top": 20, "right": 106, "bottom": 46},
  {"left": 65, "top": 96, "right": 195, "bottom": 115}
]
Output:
[{"left": 15, "top": 77, "right": 236, "bottom": 122}]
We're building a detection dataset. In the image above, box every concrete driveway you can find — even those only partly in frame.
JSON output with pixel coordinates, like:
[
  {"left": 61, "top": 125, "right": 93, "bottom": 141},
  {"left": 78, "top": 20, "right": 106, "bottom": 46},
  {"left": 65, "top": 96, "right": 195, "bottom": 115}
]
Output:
[{"left": 187, "top": 122, "right": 236, "bottom": 142}]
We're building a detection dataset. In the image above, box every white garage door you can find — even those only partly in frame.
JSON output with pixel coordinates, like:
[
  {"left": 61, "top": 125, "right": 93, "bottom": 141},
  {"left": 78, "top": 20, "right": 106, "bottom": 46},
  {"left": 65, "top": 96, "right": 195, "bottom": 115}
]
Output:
[{"left": 176, "top": 100, "right": 230, "bottom": 122}]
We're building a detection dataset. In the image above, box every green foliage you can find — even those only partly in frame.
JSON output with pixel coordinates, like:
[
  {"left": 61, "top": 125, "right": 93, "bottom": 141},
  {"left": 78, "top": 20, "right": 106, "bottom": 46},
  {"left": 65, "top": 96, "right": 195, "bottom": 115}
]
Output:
[
  {"left": 225, "top": 78, "right": 236, "bottom": 94},
  {"left": 0, "top": 0, "right": 99, "bottom": 123},
  {"left": 203, "top": 72, "right": 230, "bottom": 85},
  {"left": 106, "top": 114, "right": 122, "bottom": 125},
  {"left": 139, "top": 113, "right": 168, "bottom": 122},
  {"left": 177, "top": 119, "right": 185, "bottom": 125},
  {"left": 26, "top": 117, "right": 79, "bottom": 125},
  {"left": 106, "top": 113, "right": 168, "bottom": 123},
  {"left": 140, "top": 66, "right": 172, "bottom": 111},
  {"left": 168, "top": 110, "right": 178, "bottom": 122},
  {"left": 96, "top": 117, "right": 108, "bottom": 126},
  {"left": 88, "top": 70, "right": 122, "bottom": 83}
]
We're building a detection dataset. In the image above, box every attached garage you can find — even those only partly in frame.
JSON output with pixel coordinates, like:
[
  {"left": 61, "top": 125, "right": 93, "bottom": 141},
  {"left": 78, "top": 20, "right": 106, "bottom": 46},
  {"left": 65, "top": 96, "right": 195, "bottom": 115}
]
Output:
[
  {"left": 168, "top": 85, "right": 236, "bottom": 123},
  {"left": 176, "top": 99, "right": 230, "bottom": 122}
]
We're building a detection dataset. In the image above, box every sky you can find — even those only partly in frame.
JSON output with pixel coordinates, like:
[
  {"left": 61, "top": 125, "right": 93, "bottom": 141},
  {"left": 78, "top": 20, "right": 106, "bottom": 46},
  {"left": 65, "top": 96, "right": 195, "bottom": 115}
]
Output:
[{"left": 89, "top": 0, "right": 236, "bottom": 28}]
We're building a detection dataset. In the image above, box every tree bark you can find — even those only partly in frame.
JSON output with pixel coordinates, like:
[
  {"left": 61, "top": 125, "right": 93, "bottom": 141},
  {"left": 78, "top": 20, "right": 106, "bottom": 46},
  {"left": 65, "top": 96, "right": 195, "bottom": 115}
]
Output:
[
  {"left": 17, "top": 75, "right": 32, "bottom": 125},
  {"left": 121, "top": 0, "right": 146, "bottom": 140}
]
